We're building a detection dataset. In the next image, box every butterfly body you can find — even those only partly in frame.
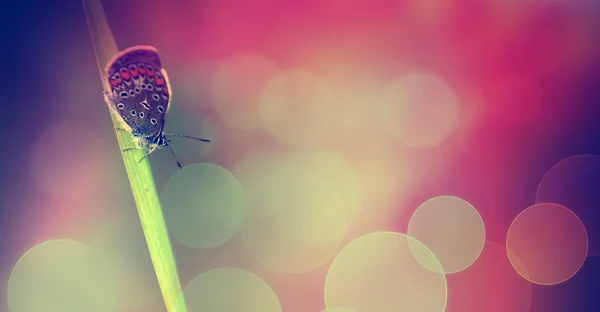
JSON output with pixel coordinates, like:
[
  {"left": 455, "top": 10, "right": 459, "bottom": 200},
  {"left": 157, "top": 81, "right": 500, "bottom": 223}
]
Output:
[{"left": 103, "top": 45, "right": 209, "bottom": 169}]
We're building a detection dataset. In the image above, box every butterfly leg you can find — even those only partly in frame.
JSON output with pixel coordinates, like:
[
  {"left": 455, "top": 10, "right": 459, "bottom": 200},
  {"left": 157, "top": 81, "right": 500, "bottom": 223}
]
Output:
[
  {"left": 122, "top": 147, "right": 148, "bottom": 165},
  {"left": 122, "top": 147, "right": 143, "bottom": 152},
  {"left": 137, "top": 146, "right": 159, "bottom": 164},
  {"left": 121, "top": 147, "right": 153, "bottom": 166},
  {"left": 121, "top": 146, "right": 156, "bottom": 165}
]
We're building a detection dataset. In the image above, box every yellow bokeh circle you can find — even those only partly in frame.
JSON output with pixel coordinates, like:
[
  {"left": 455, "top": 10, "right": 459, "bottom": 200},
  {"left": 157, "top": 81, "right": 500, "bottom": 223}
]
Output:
[
  {"left": 325, "top": 232, "right": 447, "bottom": 312},
  {"left": 240, "top": 150, "right": 362, "bottom": 273},
  {"left": 8, "top": 239, "right": 116, "bottom": 312},
  {"left": 175, "top": 268, "right": 281, "bottom": 312}
]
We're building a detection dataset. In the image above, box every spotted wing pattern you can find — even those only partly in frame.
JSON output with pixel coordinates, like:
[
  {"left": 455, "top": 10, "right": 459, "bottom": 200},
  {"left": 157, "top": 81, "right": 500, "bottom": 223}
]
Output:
[{"left": 105, "top": 46, "right": 171, "bottom": 138}]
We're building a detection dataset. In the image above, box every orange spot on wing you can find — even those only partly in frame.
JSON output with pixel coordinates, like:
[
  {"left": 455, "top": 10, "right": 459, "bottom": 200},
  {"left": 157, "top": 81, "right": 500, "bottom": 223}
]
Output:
[
  {"left": 129, "top": 67, "right": 139, "bottom": 78},
  {"left": 163, "top": 86, "right": 169, "bottom": 96},
  {"left": 120, "top": 69, "right": 130, "bottom": 80},
  {"left": 155, "top": 76, "right": 164, "bottom": 86}
]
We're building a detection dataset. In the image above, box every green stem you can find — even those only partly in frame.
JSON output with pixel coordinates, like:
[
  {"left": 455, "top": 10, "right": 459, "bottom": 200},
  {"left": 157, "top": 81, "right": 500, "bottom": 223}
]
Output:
[{"left": 81, "top": 1, "right": 186, "bottom": 311}]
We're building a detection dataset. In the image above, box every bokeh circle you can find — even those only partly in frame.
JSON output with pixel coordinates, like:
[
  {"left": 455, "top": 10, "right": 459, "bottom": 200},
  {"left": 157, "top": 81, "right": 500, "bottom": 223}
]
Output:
[
  {"left": 240, "top": 150, "right": 362, "bottom": 273},
  {"left": 161, "top": 163, "right": 245, "bottom": 249},
  {"left": 175, "top": 268, "right": 281, "bottom": 312},
  {"left": 379, "top": 71, "right": 459, "bottom": 147},
  {"left": 408, "top": 196, "right": 485, "bottom": 274},
  {"left": 258, "top": 69, "right": 337, "bottom": 147},
  {"left": 506, "top": 203, "right": 588, "bottom": 285},
  {"left": 210, "top": 53, "right": 280, "bottom": 131},
  {"left": 325, "top": 232, "right": 447, "bottom": 312},
  {"left": 536, "top": 154, "right": 600, "bottom": 256},
  {"left": 8, "top": 239, "right": 116, "bottom": 312}
]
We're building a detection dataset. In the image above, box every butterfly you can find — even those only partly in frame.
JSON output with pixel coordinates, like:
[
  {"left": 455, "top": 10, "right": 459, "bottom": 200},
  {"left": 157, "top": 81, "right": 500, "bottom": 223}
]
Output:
[{"left": 102, "top": 45, "right": 210, "bottom": 169}]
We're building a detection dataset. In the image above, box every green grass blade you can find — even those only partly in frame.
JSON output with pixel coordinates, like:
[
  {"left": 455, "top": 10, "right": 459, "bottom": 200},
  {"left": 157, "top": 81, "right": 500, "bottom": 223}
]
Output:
[{"left": 81, "top": 1, "right": 187, "bottom": 311}]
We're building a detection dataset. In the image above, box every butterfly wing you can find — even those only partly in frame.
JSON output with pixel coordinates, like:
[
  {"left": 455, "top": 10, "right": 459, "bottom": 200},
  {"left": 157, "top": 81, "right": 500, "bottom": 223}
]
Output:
[
  {"left": 161, "top": 68, "right": 173, "bottom": 113},
  {"left": 105, "top": 46, "right": 171, "bottom": 138},
  {"left": 105, "top": 45, "right": 161, "bottom": 78}
]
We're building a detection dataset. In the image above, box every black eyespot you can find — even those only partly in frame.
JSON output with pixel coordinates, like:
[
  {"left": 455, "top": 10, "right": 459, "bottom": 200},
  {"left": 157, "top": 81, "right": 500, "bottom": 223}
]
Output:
[
  {"left": 139, "top": 112, "right": 144, "bottom": 118},
  {"left": 153, "top": 94, "right": 160, "bottom": 101},
  {"left": 141, "top": 83, "right": 146, "bottom": 89},
  {"left": 115, "top": 74, "right": 120, "bottom": 79},
  {"left": 150, "top": 118, "right": 157, "bottom": 125},
  {"left": 157, "top": 105, "right": 165, "bottom": 113},
  {"left": 120, "top": 91, "right": 128, "bottom": 97},
  {"left": 135, "top": 87, "right": 140, "bottom": 93},
  {"left": 147, "top": 84, "right": 154, "bottom": 90},
  {"left": 129, "top": 65, "right": 136, "bottom": 70},
  {"left": 129, "top": 90, "right": 135, "bottom": 96},
  {"left": 139, "top": 64, "right": 145, "bottom": 69},
  {"left": 120, "top": 68, "right": 127, "bottom": 72},
  {"left": 130, "top": 110, "right": 136, "bottom": 115},
  {"left": 117, "top": 103, "right": 125, "bottom": 109}
]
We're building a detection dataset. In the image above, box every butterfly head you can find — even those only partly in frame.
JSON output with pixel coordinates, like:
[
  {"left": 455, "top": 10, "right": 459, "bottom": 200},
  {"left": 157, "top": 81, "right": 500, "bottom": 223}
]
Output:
[
  {"left": 138, "top": 133, "right": 181, "bottom": 168},
  {"left": 154, "top": 133, "right": 170, "bottom": 148}
]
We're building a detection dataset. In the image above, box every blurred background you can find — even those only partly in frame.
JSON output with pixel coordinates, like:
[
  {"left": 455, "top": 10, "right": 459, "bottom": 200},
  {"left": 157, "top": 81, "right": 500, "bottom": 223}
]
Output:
[{"left": 1, "top": 0, "right": 600, "bottom": 311}]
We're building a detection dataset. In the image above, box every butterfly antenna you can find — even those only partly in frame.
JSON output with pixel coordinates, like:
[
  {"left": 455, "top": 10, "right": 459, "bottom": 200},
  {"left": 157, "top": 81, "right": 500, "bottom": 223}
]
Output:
[
  {"left": 167, "top": 144, "right": 183, "bottom": 169},
  {"left": 163, "top": 133, "right": 211, "bottom": 142}
]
